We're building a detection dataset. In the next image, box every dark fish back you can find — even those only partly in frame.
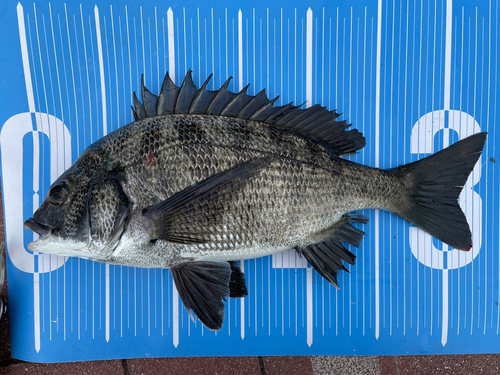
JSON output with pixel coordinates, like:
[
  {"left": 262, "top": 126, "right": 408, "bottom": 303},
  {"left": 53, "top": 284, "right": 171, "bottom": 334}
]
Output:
[{"left": 132, "top": 70, "right": 366, "bottom": 157}]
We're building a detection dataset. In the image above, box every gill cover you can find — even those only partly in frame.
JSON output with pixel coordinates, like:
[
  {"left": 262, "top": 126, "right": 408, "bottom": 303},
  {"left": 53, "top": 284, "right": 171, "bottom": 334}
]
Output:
[{"left": 87, "top": 172, "right": 131, "bottom": 258}]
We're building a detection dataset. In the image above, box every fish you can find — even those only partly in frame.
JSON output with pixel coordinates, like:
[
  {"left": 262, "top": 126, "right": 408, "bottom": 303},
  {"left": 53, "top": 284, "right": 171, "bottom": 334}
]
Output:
[{"left": 24, "top": 71, "right": 487, "bottom": 331}]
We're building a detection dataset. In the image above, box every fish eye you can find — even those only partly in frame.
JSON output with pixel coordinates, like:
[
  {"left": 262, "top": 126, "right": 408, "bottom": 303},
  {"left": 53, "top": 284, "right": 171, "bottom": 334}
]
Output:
[{"left": 49, "top": 185, "right": 68, "bottom": 205}]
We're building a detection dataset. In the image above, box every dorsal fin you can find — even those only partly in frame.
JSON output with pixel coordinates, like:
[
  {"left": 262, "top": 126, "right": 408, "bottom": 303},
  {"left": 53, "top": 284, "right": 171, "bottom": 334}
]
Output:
[{"left": 132, "top": 70, "right": 366, "bottom": 156}]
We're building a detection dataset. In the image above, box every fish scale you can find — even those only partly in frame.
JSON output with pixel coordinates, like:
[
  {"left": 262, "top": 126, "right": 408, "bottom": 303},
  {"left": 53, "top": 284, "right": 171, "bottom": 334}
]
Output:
[
  {"left": 24, "top": 71, "right": 487, "bottom": 331},
  {"left": 105, "top": 115, "right": 386, "bottom": 259}
]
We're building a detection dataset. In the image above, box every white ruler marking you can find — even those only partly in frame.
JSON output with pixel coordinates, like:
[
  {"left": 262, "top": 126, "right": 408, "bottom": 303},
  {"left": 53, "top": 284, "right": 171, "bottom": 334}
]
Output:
[
  {"left": 441, "top": 0, "right": 453, "bottom": 347},
  {"left": 167, "top": 8, "right": 176, "bottom": 82},
  {"left": 17, "top": 2, "right": 41, "bottom": 353},
  {"left": 166, "top": 7, "right": 179, "bottom": 347},
  {"left": 94, "top": 6, "right": 107, "bottom": 136},
  {"left": 94, "top": 5, "right": 110, "bottom": 342},
  {"left": 374, "top": 0, "right": 383, "bottom": 340},
  {"left": 238, "top": 9, "right": 245, "bottom": 340},
  {"left": 306, "top": 7, "right": 313, "bottom": 347}
]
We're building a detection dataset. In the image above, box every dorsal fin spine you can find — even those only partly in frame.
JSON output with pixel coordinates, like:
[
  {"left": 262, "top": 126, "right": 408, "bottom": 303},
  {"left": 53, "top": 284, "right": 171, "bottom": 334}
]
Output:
[
  {"left": 262, "top": 103, "right": 295, "bottom": 123},
  {"left": 220, "top": 83, "right": 251, "bottom": 117},
  {"left": 131, "top": 105, "right": 139, "bottom": 121},
  {"left": 237, "top": 89, "right": 268, "bottom": 119},
  {"left": 248, "top": 96, "right": 280, "bottom": 121},
  {"left": 141, "top": 75, "right": 159, "bottom": 118},
  {"left": 292, "top": 111, "right": 332, "bottom": 131},
  {"left": 189, "top": 74, "right": 214, "bottom": 114},
  {"left": 133, "top": 92, "right": 146, "bottom": 120},
  {"left": 284, "top": 105, "right": 322, "bottom": 129},
  {"left": 206, "top": 77, "right": 233, "bottom": 115},
  {"left": 156, "top": 72, "right": 180, "bottom": 116},
  {"left": 175, "top": 70, "right": 197, "bottom": 114}
]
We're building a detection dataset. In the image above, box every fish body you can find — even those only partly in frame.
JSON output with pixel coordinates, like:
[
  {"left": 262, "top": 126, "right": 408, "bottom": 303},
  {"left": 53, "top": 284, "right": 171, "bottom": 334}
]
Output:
[{"left": 24, "top": 72, "right": 487, "bottom": 330}]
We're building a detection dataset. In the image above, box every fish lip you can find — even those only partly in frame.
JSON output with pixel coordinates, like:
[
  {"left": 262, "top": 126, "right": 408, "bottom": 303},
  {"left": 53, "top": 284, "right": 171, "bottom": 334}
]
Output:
[
  {"left": 24, "top": 218, "right": 52, "bottom": 238},
  {"left": 24, "top": 218, "right": 93, "bottom": 256}
]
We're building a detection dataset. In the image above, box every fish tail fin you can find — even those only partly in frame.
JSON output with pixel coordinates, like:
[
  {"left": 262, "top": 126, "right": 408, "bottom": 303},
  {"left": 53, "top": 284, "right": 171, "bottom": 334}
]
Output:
[{"left": 395, "top": 132, "right": 487, "bottom": 251}]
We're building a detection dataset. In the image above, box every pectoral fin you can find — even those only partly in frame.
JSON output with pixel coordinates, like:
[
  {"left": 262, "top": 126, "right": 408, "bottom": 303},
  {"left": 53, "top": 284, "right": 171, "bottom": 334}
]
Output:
[{"left": 143, "top": 158, "right": 270, "bottom": 244}]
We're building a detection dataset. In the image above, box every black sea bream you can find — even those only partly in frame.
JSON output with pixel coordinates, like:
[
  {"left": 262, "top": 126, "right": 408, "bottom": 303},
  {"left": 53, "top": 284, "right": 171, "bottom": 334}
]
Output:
[{"left": 24, "top": 71, "right": 487, "bottom": 330}]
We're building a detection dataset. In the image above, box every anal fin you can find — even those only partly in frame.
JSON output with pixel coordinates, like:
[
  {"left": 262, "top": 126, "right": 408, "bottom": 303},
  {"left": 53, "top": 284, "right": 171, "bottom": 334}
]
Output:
[{"left": 297, "top": 214, "right": 368, "bottom": 289}]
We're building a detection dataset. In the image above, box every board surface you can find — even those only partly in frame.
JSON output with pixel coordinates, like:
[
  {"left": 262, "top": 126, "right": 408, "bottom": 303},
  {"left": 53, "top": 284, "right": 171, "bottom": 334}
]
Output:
[{"left": 0, "top": 0, "right": 499, "bottom": 362}]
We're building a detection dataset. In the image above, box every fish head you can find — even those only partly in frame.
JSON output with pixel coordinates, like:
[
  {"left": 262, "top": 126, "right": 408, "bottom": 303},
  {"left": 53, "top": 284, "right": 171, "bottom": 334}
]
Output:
[
  {"left": 24, "top": 148, "right": 130, "bottom": 260},
  {"left": 24, "top": 166, "right": 94, "bottom": 257}
]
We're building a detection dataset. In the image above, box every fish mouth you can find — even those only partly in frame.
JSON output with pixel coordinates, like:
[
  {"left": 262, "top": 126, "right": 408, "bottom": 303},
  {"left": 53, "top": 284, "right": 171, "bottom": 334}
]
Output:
[
  {"left": 24, "top": 218, "right": 53, "bottom": 251},
  {"left": 23, "top": 218, "right": 93, "bottom": 257},
  {"left": 24, "top": 218, "right": 52, "bottom": 237}
]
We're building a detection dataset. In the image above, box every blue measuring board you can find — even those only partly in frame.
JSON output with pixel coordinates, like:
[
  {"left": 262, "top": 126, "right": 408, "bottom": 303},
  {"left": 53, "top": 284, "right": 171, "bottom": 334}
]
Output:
[{"left": 0, "top": 0, "right": 499, "bottom": 362}]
